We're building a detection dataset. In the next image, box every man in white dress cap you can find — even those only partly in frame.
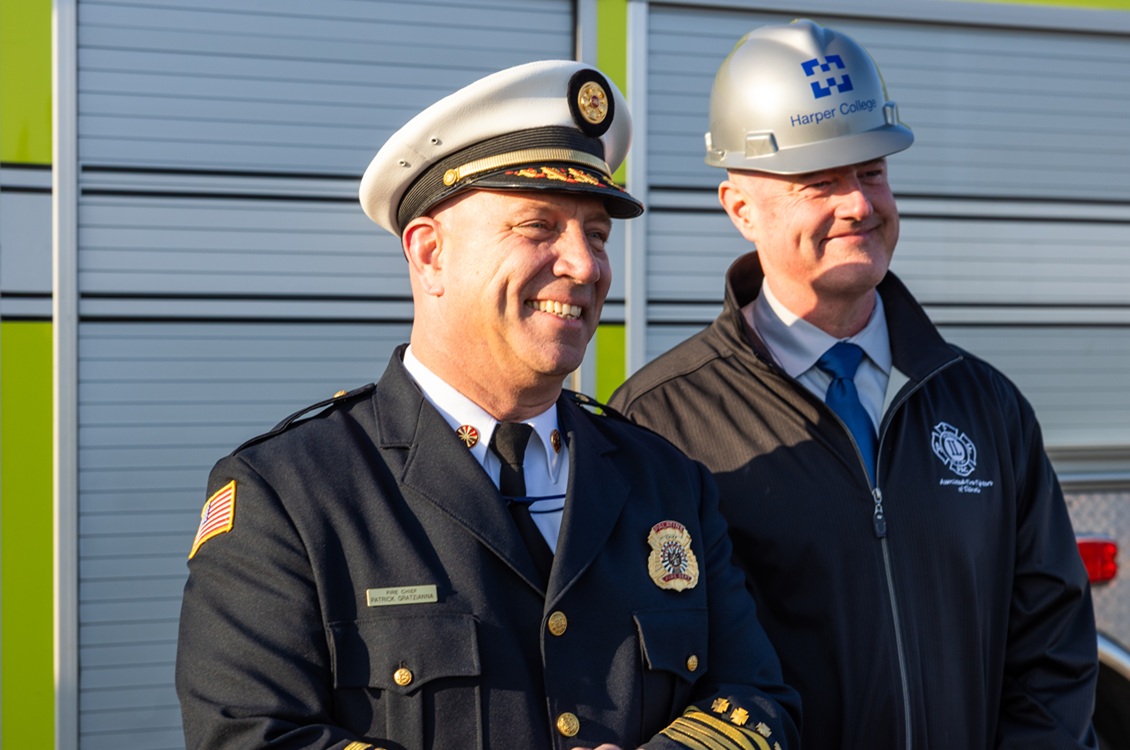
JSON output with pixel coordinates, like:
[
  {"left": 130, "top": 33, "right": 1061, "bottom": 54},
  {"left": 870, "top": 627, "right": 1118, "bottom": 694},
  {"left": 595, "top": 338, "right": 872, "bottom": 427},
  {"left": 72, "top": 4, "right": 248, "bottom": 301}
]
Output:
[{"left": 176, "top": 59, "right": 801, "bottom": 750}]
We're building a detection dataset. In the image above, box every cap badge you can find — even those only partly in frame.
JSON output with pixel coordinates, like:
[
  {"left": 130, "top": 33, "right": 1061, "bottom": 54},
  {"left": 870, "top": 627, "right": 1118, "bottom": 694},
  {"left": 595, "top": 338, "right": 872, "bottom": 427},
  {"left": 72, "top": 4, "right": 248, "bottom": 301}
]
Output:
[
  {"left": 550, "top": 429, "right": 562, "bottom": 453},
  {"left": 576, "top": 81, "right": 609, "bottom": 125},
  {"left": 456, "top": 424, "right": 480, "bottom": 449},
  {"left": 647, "top": 520, "right": 699, "bottom": 591}
]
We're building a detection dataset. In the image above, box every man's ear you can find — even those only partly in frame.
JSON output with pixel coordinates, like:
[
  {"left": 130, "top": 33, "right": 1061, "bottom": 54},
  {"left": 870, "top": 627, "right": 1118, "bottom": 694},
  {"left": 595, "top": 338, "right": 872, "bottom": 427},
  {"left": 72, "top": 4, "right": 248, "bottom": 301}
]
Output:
[
  {"left": 718, "top": 179, "right": 759, "bottom": 244},
  {"left": 403, "top": 217, "right": 444, "bottom": 297}
]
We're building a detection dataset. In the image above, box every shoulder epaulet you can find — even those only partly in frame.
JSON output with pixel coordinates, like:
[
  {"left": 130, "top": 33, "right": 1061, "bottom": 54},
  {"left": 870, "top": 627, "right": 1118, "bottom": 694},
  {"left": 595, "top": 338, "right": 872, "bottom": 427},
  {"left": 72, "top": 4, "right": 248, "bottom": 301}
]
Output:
[
  {"left": 233, "top": 383, "right": 376, "bottom": 454},
  {"left": 565, "top": 389, "right": 631, "bottom": 422}
]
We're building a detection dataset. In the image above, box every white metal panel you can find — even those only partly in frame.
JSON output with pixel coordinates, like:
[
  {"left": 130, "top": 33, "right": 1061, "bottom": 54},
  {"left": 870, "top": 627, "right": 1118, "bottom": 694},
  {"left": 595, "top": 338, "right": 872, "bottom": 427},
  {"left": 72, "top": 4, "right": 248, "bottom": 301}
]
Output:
[
  {"left": 0, "top": 191, "right": 53, "bottom": 290},
  {"left": 73, "top": 1, "right": 576, "bottom": 746},
  {"left": 77, "top": 0, "right": 574, "bottom": 175},
  {"left": 941, "top": 326, "right": 1130, "bottom": 451},
  {"left": 644, "top": 208, "right": 1130, "bottom": 310},
  {"left": 640, "top": 4, "right": 1130, "bottom": 470},
  {"left": 78, "top": 196, "right": 399, "bottom": 297},
  {"left": 0, "top": 167, "right": 53, "bottom": 313},
  {"left": 646, "top": 6, "right": 1130, "bottom": 202},
  {"left": 76, "top": 321, "right": 407, "bottom": 748},
  {"left": 645, "top": 0, "right": 1130, "bottom": 35}
]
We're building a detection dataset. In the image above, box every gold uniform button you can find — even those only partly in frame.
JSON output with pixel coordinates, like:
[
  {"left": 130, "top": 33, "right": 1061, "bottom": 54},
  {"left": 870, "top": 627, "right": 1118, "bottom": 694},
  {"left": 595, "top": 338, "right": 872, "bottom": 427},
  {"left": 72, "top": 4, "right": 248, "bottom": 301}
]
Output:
[
  {"left": 686, "top": 654, "right": 699, "bottom": 672},
  {"left": 556, "top": 712, "right": 580, "bottom": 737},
  {"left": 393, "top": 667, "right": 413, "bottom": 686},
  {"left": 547, "top": 611, "right": 568, "bottom": 636}
]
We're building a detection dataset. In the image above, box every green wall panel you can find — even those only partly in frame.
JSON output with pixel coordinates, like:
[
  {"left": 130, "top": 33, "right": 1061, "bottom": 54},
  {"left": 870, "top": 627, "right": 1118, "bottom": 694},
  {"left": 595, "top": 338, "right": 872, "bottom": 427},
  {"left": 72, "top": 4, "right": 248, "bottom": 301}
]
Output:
[
  {"left": 595, "top": 324, "right": 626, "bottom": 403},
  {"left": 0, "top": 0, "right": 52, "bottom": 164},
  {"left": 0, "top": 321, "right": 55, "bottom": 747}
]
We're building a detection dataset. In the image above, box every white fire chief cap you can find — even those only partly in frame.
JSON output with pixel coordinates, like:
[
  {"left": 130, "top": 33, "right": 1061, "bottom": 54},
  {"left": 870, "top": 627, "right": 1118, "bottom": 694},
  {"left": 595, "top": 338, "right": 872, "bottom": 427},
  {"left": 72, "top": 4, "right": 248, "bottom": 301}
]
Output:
[{"left": 359, "top": 59, "right": 643, "bottom": 237}]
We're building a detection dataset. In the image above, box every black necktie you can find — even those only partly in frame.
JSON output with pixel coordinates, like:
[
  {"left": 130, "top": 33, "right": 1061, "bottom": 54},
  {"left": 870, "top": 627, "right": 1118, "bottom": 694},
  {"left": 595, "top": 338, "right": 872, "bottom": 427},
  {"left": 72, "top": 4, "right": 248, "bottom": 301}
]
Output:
[{"left": 490, "top": 422, "right": 553, "bottom": 584}]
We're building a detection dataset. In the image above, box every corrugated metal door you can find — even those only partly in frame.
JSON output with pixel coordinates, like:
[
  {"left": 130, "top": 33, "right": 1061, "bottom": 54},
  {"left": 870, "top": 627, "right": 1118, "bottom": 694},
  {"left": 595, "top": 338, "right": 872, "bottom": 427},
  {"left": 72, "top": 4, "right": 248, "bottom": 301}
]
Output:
[
  {"left": 641, "top": 3, "right": 1130, "bottom": 474},
  {"left": 73, "top": 1, "right": 575, "bottom": 747}
]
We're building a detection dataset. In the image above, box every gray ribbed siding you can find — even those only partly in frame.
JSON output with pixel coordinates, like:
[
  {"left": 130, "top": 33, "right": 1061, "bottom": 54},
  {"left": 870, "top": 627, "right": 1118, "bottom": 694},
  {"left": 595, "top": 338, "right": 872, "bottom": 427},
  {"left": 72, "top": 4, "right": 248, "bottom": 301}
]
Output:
[
  {"left": 73, "top": 1, "right": 574, "bottom": 747},
  {"left": 642, "top": 4, "right": 1130, "bottom": 470}
]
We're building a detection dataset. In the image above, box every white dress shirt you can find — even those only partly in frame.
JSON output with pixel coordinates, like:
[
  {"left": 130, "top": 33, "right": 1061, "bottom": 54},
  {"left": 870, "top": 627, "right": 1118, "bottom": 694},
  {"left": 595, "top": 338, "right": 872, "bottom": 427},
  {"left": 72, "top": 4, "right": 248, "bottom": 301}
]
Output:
[
  {"left": 402, "top": 346, "right": 567, "bottom": 550},
  {"left": 745, "top": 281, "right": 893, "bottom": 432}
]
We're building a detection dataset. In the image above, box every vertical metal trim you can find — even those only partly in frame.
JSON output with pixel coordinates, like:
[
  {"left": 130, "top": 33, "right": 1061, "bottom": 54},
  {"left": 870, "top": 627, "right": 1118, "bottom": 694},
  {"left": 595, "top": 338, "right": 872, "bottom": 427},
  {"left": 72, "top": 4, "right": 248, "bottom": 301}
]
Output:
[
  {"left": 573, "top": 0, "right": 598, "bottom": 394},
  {"left": 52, "top": 0, "right": 79, "bottom": 747},
  {"left": 624, "top": 0, "right": 649, "bottom": 375},
  {"left": 575, "top": 0, "right": 597, "bottom": 64}
]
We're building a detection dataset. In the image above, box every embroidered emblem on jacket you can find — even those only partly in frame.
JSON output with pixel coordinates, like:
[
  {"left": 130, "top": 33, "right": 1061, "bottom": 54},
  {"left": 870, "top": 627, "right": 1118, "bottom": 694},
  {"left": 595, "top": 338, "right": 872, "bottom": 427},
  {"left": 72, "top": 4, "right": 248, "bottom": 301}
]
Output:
[
  {"left": 189, "top": 480, "right": 236, "bottom": 559},
  {"left": 647, "top": 520, "right": 699, "bottom": 591},
  {"left": 931, "top": 421, "right": 977, "bottom": 477}
]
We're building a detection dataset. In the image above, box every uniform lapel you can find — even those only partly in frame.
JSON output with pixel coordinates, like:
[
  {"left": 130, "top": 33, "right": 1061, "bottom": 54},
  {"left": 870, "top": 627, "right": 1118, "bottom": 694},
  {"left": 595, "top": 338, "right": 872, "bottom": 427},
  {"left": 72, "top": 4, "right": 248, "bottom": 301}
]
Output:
[
  {"left": 369, "top": 351, "right": 546, "bottom": 590},
  {"left": 546, "top": 398, "right": 631, "bottom": 603}
]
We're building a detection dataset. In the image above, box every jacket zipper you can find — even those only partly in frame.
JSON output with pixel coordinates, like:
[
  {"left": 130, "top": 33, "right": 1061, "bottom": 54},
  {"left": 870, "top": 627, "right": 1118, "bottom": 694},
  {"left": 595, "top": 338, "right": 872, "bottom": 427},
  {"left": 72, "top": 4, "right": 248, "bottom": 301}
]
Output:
[
  {"left": 872, "top": 488, "right": 911, "bottom": 748},
  {"left": 870, "top": 355, "right": 962, "bottom": 750}
]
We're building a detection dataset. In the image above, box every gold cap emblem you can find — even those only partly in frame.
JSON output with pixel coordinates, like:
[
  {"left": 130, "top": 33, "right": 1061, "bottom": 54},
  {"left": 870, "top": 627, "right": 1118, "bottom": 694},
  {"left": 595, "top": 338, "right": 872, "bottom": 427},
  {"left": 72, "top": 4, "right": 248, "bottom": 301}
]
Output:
[
  {"left": 647, "top": 520, "right": 699, "bottom": 592},
  {"left": 456, "top": 424, "right": 480, "bottom": 449},
  {"left": 576, "top": 81, "right": 608, "bottom": 125}
]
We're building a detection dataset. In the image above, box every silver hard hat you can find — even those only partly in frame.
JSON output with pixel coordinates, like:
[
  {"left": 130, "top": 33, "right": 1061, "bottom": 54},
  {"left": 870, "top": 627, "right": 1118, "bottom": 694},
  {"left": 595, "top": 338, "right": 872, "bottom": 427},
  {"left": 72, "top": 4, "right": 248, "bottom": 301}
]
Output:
[{"left": 704, "top": 19, "right": 913, "bottom": 174}]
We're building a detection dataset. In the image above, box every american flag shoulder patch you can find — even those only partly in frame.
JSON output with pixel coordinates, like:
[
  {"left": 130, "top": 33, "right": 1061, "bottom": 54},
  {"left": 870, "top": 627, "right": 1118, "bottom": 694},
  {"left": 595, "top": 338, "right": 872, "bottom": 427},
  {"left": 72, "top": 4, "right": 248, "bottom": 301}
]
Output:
[{"left": 189, "top": 480, "right": 236, "bottom": 560}]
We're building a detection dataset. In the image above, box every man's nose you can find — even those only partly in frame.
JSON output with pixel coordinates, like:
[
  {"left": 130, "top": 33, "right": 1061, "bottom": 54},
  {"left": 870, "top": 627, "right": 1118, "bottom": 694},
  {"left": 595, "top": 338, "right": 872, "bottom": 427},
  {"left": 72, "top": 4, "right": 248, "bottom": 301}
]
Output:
[{"left": 554, "top": 224, "right": 602, "bottom": 284}]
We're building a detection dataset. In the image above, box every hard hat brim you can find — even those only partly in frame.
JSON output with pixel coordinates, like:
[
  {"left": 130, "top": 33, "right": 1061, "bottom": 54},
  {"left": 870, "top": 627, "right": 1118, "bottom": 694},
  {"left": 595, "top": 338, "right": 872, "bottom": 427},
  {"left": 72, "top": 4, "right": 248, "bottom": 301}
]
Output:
[{"left": 708, "top": 123, "right": 914, "bottom": 175}]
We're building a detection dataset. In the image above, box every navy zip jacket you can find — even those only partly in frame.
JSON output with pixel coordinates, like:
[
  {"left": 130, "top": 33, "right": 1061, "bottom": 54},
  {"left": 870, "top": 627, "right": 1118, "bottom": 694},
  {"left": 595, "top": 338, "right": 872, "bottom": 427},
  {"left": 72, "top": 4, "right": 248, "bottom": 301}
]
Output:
[{"left": 610, "top": 252, "right": 1098, "bottom": 749}]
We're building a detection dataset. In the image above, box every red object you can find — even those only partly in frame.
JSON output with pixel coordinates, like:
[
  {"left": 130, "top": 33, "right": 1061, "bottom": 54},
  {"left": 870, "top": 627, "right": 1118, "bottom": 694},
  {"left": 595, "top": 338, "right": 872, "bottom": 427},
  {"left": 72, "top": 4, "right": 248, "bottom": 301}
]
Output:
[{"left": 1076, "top": 536, "right": 1118, "bottom": 584}]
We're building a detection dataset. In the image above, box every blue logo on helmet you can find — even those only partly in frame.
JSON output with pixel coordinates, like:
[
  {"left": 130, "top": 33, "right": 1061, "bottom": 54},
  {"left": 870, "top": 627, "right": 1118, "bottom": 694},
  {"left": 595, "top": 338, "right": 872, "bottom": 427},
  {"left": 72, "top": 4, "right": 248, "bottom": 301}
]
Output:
[{"left": 801, "top": 55, "right": 854, "bottom": 99}]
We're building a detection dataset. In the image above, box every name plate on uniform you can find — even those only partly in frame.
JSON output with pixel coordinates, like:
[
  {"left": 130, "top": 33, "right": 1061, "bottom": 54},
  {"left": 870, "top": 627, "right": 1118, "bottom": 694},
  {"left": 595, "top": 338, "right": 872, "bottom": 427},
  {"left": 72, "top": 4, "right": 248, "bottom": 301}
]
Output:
[{"left": 366, "top": 585, "right": 438, "bottom": 607}]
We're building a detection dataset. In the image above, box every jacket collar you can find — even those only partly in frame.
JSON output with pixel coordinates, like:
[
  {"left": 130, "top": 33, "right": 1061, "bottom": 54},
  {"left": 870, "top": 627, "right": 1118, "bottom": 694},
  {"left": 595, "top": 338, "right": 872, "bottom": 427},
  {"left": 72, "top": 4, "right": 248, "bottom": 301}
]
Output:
[
  {"left": 369, "top": 345, "right": 629, "bottom": 600},
  {"left": 718, "top": 251, "right": 959, "bottom": 385}
]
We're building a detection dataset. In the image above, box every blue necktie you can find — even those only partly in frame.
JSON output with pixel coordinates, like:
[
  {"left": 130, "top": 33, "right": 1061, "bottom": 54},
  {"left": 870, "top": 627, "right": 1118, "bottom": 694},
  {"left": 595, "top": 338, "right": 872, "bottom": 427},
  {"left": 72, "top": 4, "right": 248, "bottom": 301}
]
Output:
[{"left": 816, "top": 342, "right": 877, "bottom": 483}]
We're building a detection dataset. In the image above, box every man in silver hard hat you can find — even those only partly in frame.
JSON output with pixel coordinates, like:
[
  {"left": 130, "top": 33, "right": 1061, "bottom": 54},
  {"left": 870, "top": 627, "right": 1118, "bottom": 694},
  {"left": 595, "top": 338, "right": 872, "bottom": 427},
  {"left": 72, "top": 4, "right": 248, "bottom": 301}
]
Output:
[
  {"left": 176, "top": 59, "right": 800, "bottom": 750},
  {"left": 611, "top": 19, "right": 1098, "bottom": 749}
]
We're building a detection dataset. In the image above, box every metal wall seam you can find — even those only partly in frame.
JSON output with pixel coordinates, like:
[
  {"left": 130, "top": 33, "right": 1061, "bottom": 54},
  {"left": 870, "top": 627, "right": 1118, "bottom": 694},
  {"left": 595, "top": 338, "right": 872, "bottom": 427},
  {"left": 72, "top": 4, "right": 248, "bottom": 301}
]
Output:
[
  {"left": 574, "top": 0, "right": 599, "bottom": 395},
  {"left": 52, "top": 0, "right": 79, "bottom": 747},
  {"left": 625, "top": 0, "right": 649, "bottom": 375},
  {"left": 636, "top": 0, "right": 1130, "bottom": 34}
]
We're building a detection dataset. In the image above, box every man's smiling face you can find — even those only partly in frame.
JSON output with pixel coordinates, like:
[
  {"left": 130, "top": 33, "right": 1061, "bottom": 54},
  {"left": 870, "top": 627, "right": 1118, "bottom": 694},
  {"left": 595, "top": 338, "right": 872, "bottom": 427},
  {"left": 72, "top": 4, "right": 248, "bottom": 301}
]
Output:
[{"left": 419, "top": 188, "right": 613, "bottom": 399}]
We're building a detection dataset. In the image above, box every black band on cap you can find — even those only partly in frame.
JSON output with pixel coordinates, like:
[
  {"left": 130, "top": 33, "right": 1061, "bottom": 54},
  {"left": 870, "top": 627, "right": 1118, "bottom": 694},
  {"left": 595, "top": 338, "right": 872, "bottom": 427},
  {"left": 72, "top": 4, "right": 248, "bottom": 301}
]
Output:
[
  {"left": 397, "top": 126, "right": 607, "bottom": 231},
  {"left": 568, "top": 69, "right": 615, "bottom": 138}
]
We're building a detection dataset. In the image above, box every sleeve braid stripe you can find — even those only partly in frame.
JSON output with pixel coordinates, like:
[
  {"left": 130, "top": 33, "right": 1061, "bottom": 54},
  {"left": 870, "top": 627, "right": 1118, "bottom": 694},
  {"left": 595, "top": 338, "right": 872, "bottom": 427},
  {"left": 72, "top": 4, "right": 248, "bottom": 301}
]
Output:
[
  {"left": 662, "top": 706, "right": 773, "bottom": 750},
  {"left": 660, "top": 723, "right": 725, "bottom": 750}
]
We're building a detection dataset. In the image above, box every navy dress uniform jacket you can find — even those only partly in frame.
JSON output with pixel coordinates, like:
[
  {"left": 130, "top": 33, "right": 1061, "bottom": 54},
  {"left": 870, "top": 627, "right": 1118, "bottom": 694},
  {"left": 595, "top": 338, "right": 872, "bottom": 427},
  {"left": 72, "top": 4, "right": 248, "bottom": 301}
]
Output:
[{"left": 176, "top": 348, "right": 800, "bottom": 750}]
